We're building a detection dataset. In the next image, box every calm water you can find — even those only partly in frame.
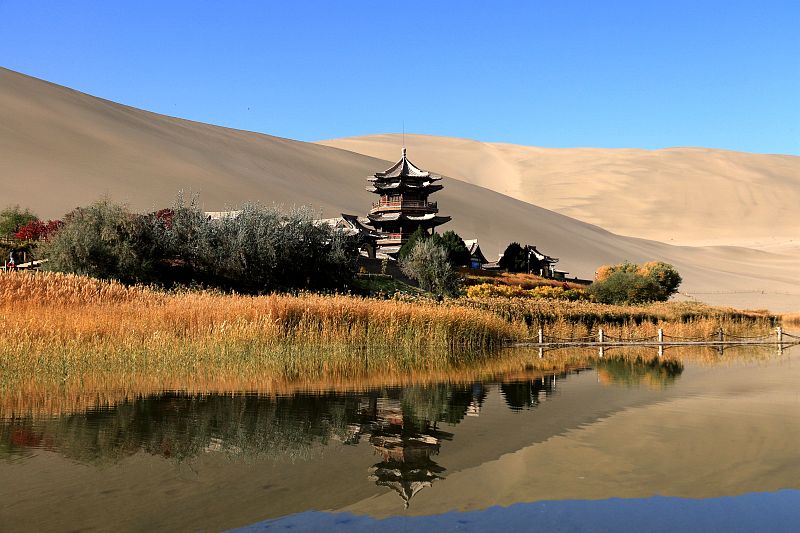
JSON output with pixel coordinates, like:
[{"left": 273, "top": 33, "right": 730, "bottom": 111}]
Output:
[{"left": 1, "top": 346, "right": 799, "bottom": 532}]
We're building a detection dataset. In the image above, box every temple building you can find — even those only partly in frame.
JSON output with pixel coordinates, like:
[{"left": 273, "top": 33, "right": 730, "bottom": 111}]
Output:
[{"left": 364, "top": 148, "right": 451, "bottom": 257}]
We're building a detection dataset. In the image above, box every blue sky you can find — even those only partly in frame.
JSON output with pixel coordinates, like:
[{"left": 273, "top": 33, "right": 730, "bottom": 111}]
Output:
[{"left": 1, "top": 1, "right": 798, "bottom": 154}]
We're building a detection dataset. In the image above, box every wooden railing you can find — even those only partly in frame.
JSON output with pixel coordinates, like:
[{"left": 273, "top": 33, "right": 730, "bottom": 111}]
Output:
[{"left": 371, "top": 200, "right": 437, "bottom": 210}]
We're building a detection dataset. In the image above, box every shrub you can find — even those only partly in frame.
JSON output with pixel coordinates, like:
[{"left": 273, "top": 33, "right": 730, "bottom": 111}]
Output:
[
  {"left": 400, "top": 239, "right": 462, "bottom": 298},
  {"left": 589, "top": 261, "right": 682, "bottom": 304},
  {"left": 638, "top": 261, "right": 682, "bottom": 300},
  {"left": 44, "top": 200, "right": 159, "bottom": 282}
]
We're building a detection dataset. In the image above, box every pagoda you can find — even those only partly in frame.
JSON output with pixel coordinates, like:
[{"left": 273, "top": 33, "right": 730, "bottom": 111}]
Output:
[{"left": 365, "top": 148, "right": 451, "bottom": 256}]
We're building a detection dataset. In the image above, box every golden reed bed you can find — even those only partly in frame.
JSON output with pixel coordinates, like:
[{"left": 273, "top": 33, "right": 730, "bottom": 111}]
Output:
[
  {"left": 0, "top": 271, "right": 783, "bottom": 417},
  {"left": 0, "top": 271, "right": 521, "bottom": 374}
]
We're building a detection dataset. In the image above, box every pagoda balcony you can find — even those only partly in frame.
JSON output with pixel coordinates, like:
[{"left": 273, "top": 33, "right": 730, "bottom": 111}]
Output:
[
  {"left": 370, "top": 200, "right": 438, "bottom": 213},
  {"left": 376, "top": 233, "right": 404, "bottom": 245}
]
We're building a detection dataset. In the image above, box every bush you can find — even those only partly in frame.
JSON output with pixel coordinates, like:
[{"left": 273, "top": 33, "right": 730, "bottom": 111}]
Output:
[
  {"left": 400, "top": 239, "right": 462, "bottom": 298},
  {"left": 589, "top": 261, "right": 682, "bottom": 304},
  {"left": 13, "top": 219, "right": 64, "bottom": 241}
]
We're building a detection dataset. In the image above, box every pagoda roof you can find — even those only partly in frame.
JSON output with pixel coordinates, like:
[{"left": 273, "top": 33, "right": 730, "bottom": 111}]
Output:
[
  {"left": 366, "top": 181, "right": 444, "bottom": 192},
  {"left": 530, "top": 245, "right": 559, "bottom": 264},
  {"left": 339, "top": 213, "right": 386, "bottom": 239},
  {"left": 463, "top": 238, "right": 489, "bottom": 264},
  {"left": 368, "top": 212, "right": 451, "bottom": 226},
  {"left": 370, "top": 148, "right": 442, "bottom": 182}
]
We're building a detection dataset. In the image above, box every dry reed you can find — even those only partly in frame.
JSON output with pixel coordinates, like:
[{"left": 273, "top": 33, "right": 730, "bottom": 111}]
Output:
[
  {"left": 0, "top": 271, "right": 523, "bottom": 385},
  {"left": 782, "top": 312, "right": 800, "bottom": 330},
  {"left": 0, "top": 272, "right": 780, "bottom": 403},
  {"left": 462, "top": 297, "right": 777, "bottom": 339}
]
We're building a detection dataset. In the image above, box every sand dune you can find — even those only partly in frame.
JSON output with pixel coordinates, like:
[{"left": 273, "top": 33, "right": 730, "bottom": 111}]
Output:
[
  {"left": 1, "top": 68, "right": 798, "bottom": 310},
  {"left": 319, "top": 134, "right": 800, "bottom": 250}
]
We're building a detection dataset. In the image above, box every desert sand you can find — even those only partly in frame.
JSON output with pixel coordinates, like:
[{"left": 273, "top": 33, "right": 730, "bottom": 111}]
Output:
[
  {"left": 1, "top": 67, "right": 798, "bottom": 310},
  {"left": 319, "top": 134, "right": 800, "bottom": 250}
]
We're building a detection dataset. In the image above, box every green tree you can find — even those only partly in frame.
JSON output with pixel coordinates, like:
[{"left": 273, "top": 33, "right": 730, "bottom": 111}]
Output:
[
  {"left": 0, "top": 205, "right": 38, "bottom": 238},
  {"left": 437, "top": 230, "right": 470, "bottom": 267},
  {"left": 398, "top": 226, "right": 428, "bottom": 259},
  {"left": 43, "top": 199, "right": 162, "bottom": 282},
  {"left": 498, "top": 242, "right": 526, "bottom": 272},
  {"left": 400, "top": 239, "right": 462, "bottom": 298},
  {"left": 639, "top": 261, "right": 682, "bottom": 300},
  {"left": 43, "top": 198, "right": 358, "bottom": 293}
]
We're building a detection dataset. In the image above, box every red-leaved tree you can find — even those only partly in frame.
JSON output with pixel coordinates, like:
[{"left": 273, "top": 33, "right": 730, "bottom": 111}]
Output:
[{"left": 14, "top": 219, "right": 64, "bottom": 241}]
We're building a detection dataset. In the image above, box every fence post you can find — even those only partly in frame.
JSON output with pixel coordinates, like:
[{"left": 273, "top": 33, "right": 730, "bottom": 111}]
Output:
[
  {"left": 777, "top": 327, "right": 783, "bottom": 344},
  {"left": 658, "top": 328, "right": 664, "bottom": 344},
  {"left": 538, "top": 347, "right": 544, "bottom": 359},
  {"left": 598, "top": 328, "right": 604, "bottom": 344},
  {"left": 718, "top": 328, "right": 724, "bottom": 343},
  {"left": 538, "top": 327, "right": 543, "bottom": 345}
]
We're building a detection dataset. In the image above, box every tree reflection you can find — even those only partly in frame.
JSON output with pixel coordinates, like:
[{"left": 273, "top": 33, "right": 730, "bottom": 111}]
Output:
[
  {"left": 0, "top": 357, "right": 684, "bottom": 507},
  {"left": 595, "top": 357, "right": 684, "bottom": 388},
  {"left": 500, "top": 374, "right": 560, "bottom": 411}
]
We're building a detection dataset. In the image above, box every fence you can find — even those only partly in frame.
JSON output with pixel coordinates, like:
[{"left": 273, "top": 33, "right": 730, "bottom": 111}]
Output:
[
  {"left": 508, "top": 327, "right": 800, "bottom": 360},
  {"left": 510, "top": 326, "right": 800, "bottom": 354}
]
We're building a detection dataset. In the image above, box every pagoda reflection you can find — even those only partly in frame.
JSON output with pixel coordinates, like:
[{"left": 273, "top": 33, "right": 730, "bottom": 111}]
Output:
[
  {"left": 343, "top": 395, "right": 454, "bottom": 508},
  {"left": 0, "top": 359, "right": 684, "bottom": 509}
]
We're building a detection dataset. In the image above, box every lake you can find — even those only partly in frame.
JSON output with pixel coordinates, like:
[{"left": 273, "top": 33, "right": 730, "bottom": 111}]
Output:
[{"left": 1, "top": 345, "right": 799, "bottom": 532}]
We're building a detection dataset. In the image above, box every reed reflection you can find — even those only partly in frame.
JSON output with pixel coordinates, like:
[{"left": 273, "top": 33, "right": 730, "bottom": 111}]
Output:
[{"left": 0, "top": 356, "right": 683, "bottom": 507}]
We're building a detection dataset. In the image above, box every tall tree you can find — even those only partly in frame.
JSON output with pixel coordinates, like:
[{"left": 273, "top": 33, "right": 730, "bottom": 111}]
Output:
[
  {"left": 437, "top": 230, "right": 471, "bottom": 267},
  {"left": 498, "top": 242, "right": 526, "bottom": 272}
]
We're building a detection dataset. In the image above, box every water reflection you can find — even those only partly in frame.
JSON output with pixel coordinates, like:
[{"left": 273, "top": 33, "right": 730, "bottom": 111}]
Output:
[
  {"left": 501, "top": 374, "right": 558, "bottom": 411},
  {"left": 0, "top": 353, "right": 727, "bottom": 533},
  {"left": 596, "top": 356, "right": 684, "bottom": 388},
  {"left": 0, "top": 356, "right": 685, "bottom": 510}
]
